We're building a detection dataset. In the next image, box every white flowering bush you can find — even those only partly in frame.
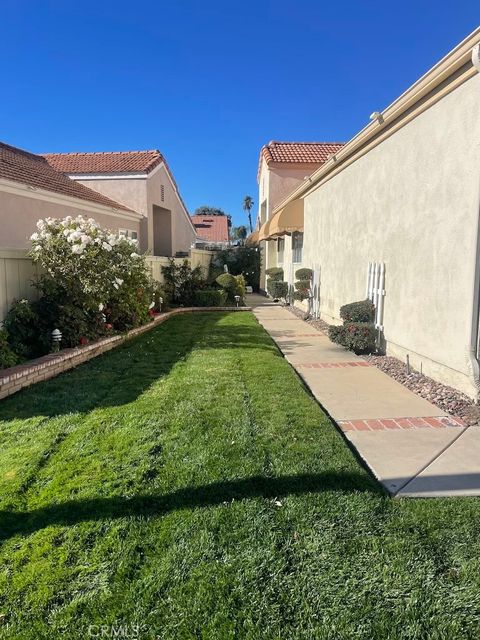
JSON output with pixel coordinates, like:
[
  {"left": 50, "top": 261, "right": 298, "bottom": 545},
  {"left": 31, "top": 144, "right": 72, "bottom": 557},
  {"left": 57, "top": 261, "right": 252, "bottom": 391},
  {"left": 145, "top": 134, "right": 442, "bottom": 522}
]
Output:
[
  {"left": 11, "top": 215, "right": 157, "bottom": 350},
  {"left": 30, "top": 216, "right": 145, "bottom": 309}
]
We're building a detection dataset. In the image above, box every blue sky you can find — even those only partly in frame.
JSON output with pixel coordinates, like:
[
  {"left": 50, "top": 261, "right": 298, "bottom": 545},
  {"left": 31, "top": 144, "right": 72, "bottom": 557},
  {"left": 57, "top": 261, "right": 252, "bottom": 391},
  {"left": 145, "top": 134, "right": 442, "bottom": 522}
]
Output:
[{"left": 1, "top": 1, "right": 478, "bottom": 226}]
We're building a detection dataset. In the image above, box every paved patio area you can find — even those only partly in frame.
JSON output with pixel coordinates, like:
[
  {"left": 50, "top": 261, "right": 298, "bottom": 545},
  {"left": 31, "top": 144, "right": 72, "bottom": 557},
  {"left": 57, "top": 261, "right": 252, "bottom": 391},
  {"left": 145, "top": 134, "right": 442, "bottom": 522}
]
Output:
[{"left": 248, "top": 294, "right": 480, "bottom": 497}]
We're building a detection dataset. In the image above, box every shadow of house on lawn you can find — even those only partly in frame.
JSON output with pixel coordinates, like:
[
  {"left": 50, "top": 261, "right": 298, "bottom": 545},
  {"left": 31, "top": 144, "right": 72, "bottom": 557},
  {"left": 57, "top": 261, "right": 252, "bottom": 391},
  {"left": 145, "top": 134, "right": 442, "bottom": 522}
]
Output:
[
  {"left": 0, "top": 312, "right": 280, "bottom": 421},
  {"left": 0, "top": 471, "right": 380, "bottom": 541}
]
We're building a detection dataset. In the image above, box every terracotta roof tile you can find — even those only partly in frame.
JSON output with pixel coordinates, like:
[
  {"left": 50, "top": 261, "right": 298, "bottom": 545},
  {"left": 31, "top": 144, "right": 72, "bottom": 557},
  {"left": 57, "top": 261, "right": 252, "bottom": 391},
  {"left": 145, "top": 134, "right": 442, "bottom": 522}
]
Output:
[
  {"left": 258, "top": 140, "right": 344, "bottom": 180},
  {"left": 191, "top": 215, "right": 229, "bottom": 243},
  {"left": 0, "top": 142, "right": 134, "bottom": 212},
  {"left": 42, "top": 150, "right": 163, "bottom": 175}
]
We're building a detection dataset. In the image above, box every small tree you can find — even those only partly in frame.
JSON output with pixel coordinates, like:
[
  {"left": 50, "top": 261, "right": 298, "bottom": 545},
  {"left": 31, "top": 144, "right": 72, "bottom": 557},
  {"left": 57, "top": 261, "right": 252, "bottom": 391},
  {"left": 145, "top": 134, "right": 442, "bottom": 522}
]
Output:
[{"left": 293, "top": 267, "right": 314, "bottom": 318}]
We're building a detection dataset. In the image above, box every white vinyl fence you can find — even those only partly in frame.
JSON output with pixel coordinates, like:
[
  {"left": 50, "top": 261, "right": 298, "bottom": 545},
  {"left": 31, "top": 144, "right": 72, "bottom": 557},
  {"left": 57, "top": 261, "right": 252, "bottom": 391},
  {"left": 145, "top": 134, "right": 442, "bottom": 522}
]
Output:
[
  {"left": 0, "top": 249, "right": 42, "bottom": 322},
  {"left": 365, "top": 261, "right": 386, "bottom": 330}
]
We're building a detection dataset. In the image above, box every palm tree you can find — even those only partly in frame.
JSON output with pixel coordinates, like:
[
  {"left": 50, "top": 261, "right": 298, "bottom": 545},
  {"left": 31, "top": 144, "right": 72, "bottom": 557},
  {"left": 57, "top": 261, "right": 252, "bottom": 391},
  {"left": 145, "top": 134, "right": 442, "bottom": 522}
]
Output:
[{"left": 243, "top": 196, "right": 254, "bottom": 233}]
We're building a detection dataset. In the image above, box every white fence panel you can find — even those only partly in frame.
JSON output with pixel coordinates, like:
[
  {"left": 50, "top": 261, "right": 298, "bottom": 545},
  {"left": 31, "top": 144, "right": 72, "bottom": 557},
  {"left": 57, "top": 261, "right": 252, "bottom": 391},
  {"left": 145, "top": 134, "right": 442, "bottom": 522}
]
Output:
[{"left": 366, "top": 261, "right": 386, "bottom": 330}]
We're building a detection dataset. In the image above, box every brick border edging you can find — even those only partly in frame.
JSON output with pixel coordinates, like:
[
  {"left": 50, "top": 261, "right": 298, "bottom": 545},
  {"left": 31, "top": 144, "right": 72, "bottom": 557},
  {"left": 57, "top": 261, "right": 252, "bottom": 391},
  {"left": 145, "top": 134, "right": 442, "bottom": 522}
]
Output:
[{"left": 0, "top": 306, "right": 252, "bottom": 400}]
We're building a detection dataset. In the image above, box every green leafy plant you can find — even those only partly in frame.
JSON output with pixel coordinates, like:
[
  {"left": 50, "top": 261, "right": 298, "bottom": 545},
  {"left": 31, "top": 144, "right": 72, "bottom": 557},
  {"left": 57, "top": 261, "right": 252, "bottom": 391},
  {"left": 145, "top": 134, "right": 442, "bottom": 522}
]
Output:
[
  {"left": 328, "top": 298, "right": 377, "bottom": 354},
  {"left": 343, "top": 322, "right": 377, "bottom": 354},
  {"left": 340, "top": 300, "right": 375, "bottom": 323},
  {"left": 268, "top": 280, "right": 289, "bottom": 302},
  {"left": 0, "top": 329, "right": 18, "bottom": 370},
  {"left": 265, "top": 267, "right": 284, "bottom": 281},
  {"left": 161, "top": 259, "right": 205, "bottom": 306},
  {"left": 193, "top": 289, "right": 227, "bottom": 307}
]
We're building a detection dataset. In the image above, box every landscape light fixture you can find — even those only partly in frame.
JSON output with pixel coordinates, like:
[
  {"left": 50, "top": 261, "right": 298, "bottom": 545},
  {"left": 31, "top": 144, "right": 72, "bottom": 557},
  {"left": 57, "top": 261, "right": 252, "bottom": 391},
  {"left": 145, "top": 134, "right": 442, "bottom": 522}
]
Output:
[{"left": 51, "top": 328, "right": 62, "bottom": 352}]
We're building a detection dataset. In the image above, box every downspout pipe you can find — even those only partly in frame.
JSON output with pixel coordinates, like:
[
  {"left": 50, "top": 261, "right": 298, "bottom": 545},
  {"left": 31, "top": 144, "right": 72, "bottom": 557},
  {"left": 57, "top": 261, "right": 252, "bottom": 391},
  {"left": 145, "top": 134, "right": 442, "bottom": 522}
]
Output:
[{"left": 467, "top": 44, "right": 480, "bottom": 398}]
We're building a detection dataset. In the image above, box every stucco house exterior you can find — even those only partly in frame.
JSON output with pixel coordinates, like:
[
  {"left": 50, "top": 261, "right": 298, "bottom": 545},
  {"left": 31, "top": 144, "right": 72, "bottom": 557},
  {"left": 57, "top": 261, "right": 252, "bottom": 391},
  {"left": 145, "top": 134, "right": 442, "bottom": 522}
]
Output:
[
  {"left": 255, "top": 141, "right": 344, "bottom": 289},
  {"left": 0, "top": 141, "right": 141, "bottom": 249},
  {"left": 258, "top": 28, "right": 480, "bottom": 398},
  {"left": 43, "top": 150, "right": 197, "bottom": 257}
]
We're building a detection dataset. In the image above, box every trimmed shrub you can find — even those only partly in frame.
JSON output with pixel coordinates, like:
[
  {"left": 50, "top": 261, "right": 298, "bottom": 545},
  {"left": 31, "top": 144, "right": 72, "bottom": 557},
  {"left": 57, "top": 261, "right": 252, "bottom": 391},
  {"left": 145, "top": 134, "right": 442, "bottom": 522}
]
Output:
[
  {"left": 265, "top": 267, "right": 284, "bottom": 281},
  {"left": 340, "top": 299, "right": 375, "bottom": 323},
  {"left": 0, "top": 329, "right": 18, "bottom": 370},
  {"left": 193, "top": 289, "right": 227, "bottom": 307},
  {"left": 268, "top": 280, "right": 288, "bottom": 301},
  {"left": 328, "top": 324, "right": 347, "bottom": 345},
  {"left": 234, "top": 274, "right": 246, "bottom": 299},
  {"left": 295, "top": 268, "right": 313, "bottom": 281},
  {"left": 343, "top": 322, "right": 377, "bottom": 354}
]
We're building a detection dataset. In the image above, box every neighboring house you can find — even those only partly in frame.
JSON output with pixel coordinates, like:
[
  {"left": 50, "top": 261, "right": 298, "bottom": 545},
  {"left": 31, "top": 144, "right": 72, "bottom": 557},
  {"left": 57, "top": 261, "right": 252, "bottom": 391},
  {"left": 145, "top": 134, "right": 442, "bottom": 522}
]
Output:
[
  {"left": 259, "top": 28, "right": 480, "bottom": 398},
  {"left": 43, "top": 150, "right": 197, "bottom": 257},
  {"left": 255, "top": 141, "right": 344, "bottom": 289},
  {"left": 191, "top": 214, "right": 230, "bottom": 248},
  {"left": 0, "top": 141, "right": 141, "bottom": 249}
]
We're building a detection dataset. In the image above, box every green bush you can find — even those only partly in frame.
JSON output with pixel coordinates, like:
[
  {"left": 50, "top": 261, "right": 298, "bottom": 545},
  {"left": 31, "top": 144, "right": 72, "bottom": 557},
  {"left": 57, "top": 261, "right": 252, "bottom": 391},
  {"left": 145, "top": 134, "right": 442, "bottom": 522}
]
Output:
[
  {"left": 343, "top": 322, "right": 377, "bottom": 353},
  {"left": 0, "top": 329, "right": 18, "bottom": 370},
  {"left": 234, "top": 274, "right": 246, "bottom": 298},
  {"left": 265, "top": 267, "right": 284, "bottom": 281},
  {"left": 3, "top": 299, "right": 41, "bottom": 360},
  {"left": 295, "top": 268, "right": 313, "bottom": 281},
  {"left": 193, "top": 289, "right": 227, "bottom": 307},
  {"left": 216, "top": 273, "right": 237, "bottom": 293},
  {"left": 328, "top": 324, "right": 347, "bottom": 345},
  {"left": 268, "top": 280, "right": 288, "bottom": 301},
  {"left": 162, "top": 259, "right": 205, "bottom": 306},
  {"left": 340, "top": 299, "right": 375, "bottom": 323}
]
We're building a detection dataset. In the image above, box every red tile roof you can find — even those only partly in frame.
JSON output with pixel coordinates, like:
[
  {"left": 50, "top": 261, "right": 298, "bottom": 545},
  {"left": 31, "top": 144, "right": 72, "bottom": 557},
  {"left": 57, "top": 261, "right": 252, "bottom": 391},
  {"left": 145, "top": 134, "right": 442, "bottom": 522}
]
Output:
[
  {"left": 258, "top": 140, "right": 344, "bottom": 180},
  {"left": 0, "top": 142, "right": 134, "bottom": 212},
  {"left": 191, "top": 215, "right": 229, "bottom": 243},
  {"left": 42, "top": 150, "right": 163, "bottom": 175}
]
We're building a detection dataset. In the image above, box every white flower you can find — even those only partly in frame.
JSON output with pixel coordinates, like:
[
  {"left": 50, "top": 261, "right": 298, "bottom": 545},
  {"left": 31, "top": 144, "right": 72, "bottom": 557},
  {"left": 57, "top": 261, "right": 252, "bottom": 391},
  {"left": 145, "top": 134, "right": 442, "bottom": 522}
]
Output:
[
  {"left": 80, "top": 234, "right": 92, "bottom": 245},
  {"left": 149, "top": 301, "right": 155, "bottom": 309},
  {"left": 130, "top": 252, "right": 139, "bottom": 258},
  {"left": 99, "top": 303, "right": 104, "bottom": 311},
  {"left": 36, "top": 219, "right": 45, "bottom": 230},
  {"left": 102, "top": 242, "right": 112, "bottom": 251},
  {"left": 30, "top": 232, "right": 39, "bottom": 241},
  {"left": 115, "top": 278, "right": 123, "bottom": 286},
  {"left": 113, "top": 283, "right": 119, "bottom": 290},
  {"left": 71, "top": 244, "right": 84, "bottom": 254}
]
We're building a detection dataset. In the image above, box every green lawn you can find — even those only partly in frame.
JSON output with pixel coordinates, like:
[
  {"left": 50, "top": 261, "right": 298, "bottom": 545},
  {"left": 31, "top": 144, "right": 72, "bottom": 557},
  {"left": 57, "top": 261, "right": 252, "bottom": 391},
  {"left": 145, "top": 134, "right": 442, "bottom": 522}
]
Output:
[{"left": 0, "top": 312, "right": 479, "bottom": 639}]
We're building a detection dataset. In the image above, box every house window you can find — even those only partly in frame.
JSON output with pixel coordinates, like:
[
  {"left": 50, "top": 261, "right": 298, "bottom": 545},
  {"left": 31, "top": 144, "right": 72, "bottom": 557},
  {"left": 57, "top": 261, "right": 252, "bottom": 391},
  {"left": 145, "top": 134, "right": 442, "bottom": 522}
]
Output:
[
  {"left": 277, "top": 237, "right": 284, "bottom": 264},
  {"left": 119, "top": 229, "right": 138, "bottom": 242},
  {"left": 161, "top": 184, "right": 165, "bottom": 202},
  {"left": 292, "top": 232, "right": 303, "bottom": 263}
]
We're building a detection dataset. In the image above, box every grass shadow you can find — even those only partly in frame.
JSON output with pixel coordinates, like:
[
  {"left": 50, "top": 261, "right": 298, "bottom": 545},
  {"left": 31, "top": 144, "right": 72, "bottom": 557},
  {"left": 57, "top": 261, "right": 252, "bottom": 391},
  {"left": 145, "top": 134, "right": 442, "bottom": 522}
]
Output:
[{"left": 0, "top": 471, "right": 379, "bottom": 541}]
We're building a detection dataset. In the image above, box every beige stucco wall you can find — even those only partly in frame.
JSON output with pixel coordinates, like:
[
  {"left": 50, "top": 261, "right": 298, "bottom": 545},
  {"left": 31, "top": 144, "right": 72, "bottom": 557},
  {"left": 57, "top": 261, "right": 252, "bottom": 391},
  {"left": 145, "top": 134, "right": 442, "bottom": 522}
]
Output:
[
  {"left": 146, "top": 165, "right": 196, "bottom": 256},
  {"left": 0, "top": 189, "right": 141, "bottom": 249},
  {"left": 258, "top": 159, "right": 315, "bottom": 290},
  {"left": 301, "top": 73, "right": 480, "bottom": 396},
  {"left": 78, "top": 164, "right": 196, "bottom": 256}
]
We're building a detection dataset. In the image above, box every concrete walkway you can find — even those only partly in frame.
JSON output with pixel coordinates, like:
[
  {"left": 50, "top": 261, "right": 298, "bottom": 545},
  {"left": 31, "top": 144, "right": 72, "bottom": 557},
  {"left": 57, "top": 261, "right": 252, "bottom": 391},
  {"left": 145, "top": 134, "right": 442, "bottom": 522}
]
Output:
[{"left": 248, "top": 294, "right": 480, "bottom": 497}]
